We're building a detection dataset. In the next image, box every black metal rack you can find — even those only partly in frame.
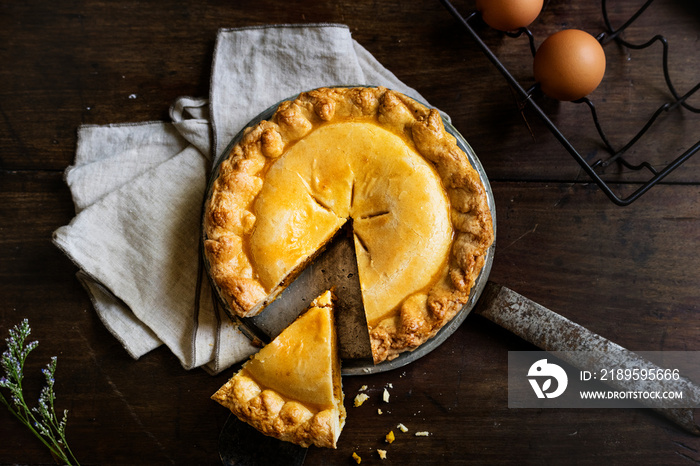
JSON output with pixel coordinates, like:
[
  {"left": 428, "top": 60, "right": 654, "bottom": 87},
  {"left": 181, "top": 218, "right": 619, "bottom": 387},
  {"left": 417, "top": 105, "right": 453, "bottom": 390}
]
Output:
[{"left": 440, "top": 0, "right": 700, "bottom": 206}]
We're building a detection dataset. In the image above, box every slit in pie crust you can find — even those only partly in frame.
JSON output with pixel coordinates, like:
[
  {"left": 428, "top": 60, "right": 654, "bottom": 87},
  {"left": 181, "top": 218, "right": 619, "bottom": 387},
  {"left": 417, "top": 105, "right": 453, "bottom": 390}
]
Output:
[{"left": 203, "top": 86, "right": 494, "bottom": 364}]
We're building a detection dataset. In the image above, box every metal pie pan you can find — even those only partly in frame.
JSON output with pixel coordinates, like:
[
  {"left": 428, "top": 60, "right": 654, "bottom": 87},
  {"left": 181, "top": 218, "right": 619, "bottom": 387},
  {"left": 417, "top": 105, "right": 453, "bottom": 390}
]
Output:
[{"left": 202, "top": 86, "right": 496, "bottom": 376}]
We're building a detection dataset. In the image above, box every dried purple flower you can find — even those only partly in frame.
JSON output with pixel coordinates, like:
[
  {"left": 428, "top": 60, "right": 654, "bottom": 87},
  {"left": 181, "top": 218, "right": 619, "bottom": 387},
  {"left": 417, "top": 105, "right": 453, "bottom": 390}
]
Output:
[{"left": 0, "top": 320, "right": 79, "bottom": 465}]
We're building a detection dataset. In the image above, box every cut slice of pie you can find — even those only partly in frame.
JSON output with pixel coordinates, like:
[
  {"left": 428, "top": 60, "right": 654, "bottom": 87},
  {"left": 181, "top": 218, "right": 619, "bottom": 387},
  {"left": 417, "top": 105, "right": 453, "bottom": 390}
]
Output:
[
  {"left": 211, "top": 290, "right": 345, "bottom": 449},
  {"left": 204, "top": 86, "right": 494, "bottom": 363}
]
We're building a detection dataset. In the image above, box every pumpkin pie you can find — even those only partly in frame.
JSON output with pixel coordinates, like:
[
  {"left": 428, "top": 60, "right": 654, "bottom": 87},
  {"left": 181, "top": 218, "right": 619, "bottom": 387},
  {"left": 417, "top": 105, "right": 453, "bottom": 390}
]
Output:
[{"left": 203, "top": 86, "right": 494, "bottom": 363}]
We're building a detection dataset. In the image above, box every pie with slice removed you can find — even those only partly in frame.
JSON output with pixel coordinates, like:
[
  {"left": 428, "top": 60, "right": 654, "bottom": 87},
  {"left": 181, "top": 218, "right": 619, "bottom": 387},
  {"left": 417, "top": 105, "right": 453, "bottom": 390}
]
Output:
[
  {"left": 211, "top": 290, "right": 345, "bottom": 449},
  {"left": 204, "top": 86, "right": 494, "bottom": 363}
]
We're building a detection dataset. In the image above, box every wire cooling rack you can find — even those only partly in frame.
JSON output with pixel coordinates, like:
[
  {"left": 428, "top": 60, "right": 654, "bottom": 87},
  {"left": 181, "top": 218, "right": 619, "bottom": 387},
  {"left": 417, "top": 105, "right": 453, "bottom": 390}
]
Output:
[{"left": 440, "top": 0, "right": 700, "bottom": 206}]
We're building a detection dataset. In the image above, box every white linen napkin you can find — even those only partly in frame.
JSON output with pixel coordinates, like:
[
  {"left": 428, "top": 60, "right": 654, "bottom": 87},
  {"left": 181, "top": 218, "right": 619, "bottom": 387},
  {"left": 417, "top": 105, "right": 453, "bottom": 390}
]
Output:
[{"left": 53, "top": 24, "right": 426, "bottom": 374}]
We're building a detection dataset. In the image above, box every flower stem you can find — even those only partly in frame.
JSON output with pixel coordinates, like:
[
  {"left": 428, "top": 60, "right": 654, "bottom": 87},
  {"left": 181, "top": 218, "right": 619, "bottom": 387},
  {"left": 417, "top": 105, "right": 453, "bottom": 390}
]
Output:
[
  {"left": 0, "top": 391, "right": 63, "bottom": 459},
  {"left": 0, "top": 320, "right": 80, "bottom": 465}
]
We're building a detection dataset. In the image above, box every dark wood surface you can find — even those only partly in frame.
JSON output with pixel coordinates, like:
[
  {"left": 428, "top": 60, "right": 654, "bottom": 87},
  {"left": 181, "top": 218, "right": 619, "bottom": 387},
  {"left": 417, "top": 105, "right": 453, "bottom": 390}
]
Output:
[{"left": 2, "top": 0, "right": 700, "bottom": 464}]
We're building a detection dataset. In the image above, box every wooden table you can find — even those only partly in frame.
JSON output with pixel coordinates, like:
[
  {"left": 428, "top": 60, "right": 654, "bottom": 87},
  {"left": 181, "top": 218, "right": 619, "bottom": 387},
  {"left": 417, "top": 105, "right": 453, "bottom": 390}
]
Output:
[{"left": 2, "top": 0, "right": 699, "bottom": 464}]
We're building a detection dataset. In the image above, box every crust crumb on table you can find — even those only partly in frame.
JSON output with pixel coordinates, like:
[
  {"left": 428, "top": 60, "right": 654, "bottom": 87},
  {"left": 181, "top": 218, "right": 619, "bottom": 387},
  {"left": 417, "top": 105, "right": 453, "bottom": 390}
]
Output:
[
  {"left": 382, "top": 388, "right": 390, "bottom": 403},
  {"left": 353, "top": 393, "right": 369, "bottom": 407},
  {"left": 385, "top": 430, "right": 395, "bottom": 444}
]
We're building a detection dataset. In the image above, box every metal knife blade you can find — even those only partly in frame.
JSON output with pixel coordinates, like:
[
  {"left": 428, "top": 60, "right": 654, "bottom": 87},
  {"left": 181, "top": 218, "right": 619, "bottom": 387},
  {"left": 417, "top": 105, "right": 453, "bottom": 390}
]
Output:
[{"left": 475, "top": 281, "right": 700, "bottom": 435}]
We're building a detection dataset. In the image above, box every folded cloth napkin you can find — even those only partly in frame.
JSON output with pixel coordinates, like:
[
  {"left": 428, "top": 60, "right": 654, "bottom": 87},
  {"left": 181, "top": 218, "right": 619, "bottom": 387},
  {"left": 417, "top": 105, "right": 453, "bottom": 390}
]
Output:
[{"left": 53, "top": 24, "right": 427, "bottom": 374}]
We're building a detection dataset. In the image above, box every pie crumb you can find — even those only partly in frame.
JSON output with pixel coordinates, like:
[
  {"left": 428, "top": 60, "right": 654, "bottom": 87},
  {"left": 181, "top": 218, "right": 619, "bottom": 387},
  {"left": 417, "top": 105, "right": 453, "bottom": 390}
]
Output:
[
  {"left": 352, "top": 451, "right": 361, "bottom": 464},
  {"left": 382, "top": 388, "right": 390, "bottom": 403},
  {"left": 397, "top": 423, "right": 408, "bottom": 433},
  {"left": 359, "top": 384, "right": 368, "bottom": 391},
  {"left": 377, "top": 449, "right": 387, "bottom": 460},
  {"left": 354, "top": 393, "right": 369, "bottom": 407},
  {"left": 378, "top": 408, "right": 383, "bottom": 415},
  {"left": 415, "top": 431, "right": 430, "bottom": 437},
  {"left": 385, "top": 430, "right": 395, "bottom": 444}
]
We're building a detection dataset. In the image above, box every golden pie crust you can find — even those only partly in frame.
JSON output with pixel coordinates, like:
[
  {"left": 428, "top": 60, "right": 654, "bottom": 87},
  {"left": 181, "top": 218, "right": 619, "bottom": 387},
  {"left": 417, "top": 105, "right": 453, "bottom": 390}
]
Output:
[
  {"left": 211, "top": 291, "right": 345, "bottom": 449},
  {"left": 203, "top": 86, "right": 494, "bottom": 363}
]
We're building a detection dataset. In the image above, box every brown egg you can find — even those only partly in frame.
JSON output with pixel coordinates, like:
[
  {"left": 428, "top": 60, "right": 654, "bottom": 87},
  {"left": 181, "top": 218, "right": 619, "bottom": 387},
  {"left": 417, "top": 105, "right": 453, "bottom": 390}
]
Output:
[
  {"left": 533, "top": 29, "right": 607, "bottom": 101},
  {"left": 476, "top": 0, "right": 544, "bottom": 32}
]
